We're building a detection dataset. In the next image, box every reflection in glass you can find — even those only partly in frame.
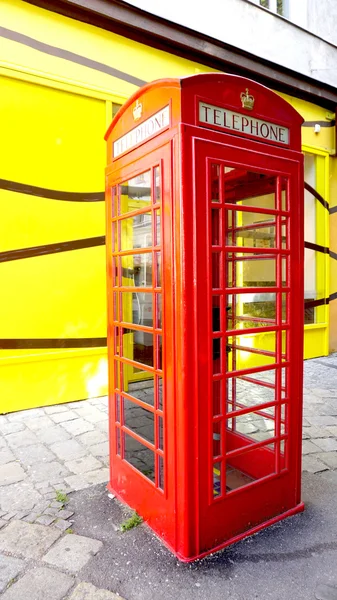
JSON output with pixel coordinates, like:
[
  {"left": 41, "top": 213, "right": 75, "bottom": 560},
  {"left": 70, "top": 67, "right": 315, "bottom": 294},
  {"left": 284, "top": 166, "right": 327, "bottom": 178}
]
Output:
[
  {"left": 121, "top": 291, "right": 153, "bottom": 327},
  {"left": 120, "top": 254, "right": 152, "bottom": 287},
  {"left": 124, "top": 433, "right": 155, "bottom": 482},
  {"left": 119, "top": 171, "right": 151, "bottom": 215},
  {"left": 122, "top": 330, "right": 153, "bottom": 368},
  {"left": 227, "top": 293, "right": 277, "bottom": 327},
  {"left": 156, "top": 294, "right": 162, "bottom": 329},
  {"left": 154, "top": 166, "right": 161, "bottom": 203},
  {"left": 126, "top": 377, "right": 154, "bottom": 407},
  {"left": 155, "top": 209, "right": 161, "bottom": 245},
  {"left": 124, "top": 398, "right": 154, "bottom": 444},
  {"left": 224, "top": 169, "right": 277, "bottom": 210},
  {"left": 120, "top": 213, "right": 152, "bottom": 251},
  {"left": 155, "top": 253, "right": 161, "bottom": 288},
  {"left": 212, "top": 252, "right": 221, "bottom": 289}
]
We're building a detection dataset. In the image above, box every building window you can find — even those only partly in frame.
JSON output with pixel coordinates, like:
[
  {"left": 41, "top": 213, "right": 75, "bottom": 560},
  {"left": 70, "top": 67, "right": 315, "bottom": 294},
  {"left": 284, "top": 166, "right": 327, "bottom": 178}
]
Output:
[{"left": 251, "top": 0, "right": 288, "bottom": 18}]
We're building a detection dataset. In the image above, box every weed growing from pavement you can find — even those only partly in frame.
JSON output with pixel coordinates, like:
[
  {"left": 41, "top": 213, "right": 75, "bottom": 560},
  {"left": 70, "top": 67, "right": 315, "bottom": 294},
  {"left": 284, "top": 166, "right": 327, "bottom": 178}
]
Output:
[
  {"left": 55, "top": 490, "right": 69, "bottom": 506},
  {"left": 120, "top": 512, "right": 143, "bottom": 532}
]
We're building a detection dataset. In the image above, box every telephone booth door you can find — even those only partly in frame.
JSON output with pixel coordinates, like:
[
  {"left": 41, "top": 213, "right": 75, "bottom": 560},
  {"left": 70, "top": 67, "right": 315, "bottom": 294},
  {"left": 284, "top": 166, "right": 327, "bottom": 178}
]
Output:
[{"left": 192, "top": 136, "right": 304, "bottom": 555}]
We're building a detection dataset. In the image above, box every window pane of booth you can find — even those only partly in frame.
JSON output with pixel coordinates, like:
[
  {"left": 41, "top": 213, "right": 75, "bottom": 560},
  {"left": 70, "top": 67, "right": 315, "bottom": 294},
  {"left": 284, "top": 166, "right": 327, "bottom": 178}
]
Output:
[
  {"left": 226, "top": 293, "right": 278, "bottom": 327},
  {"left": 123, "top": 398, "right": 154, "bottom": 444},
  {"left": 121, "top": 291, "right": 153, "bottom": 327},
  {"left": 223, "top": 169, "right": 277, "bottom": 210},
  {"left": 124, "top": 433, "right": 155, "bottom": 482},
  {"left": 226, "top": 374, "right": 276, "bottom": 411},
  {"left": 122, "top": 330, "right": 154, "bottom": 368},
  {"left": 120, "top": 253, "right": 152, "bottom": 287},
  {"left": 126, "top": 377, "right": 154, "bottom": 407},
  {"left": 120, "top": 213, "right": 152, "bottom": 250},
  {"left": 119, "top": 171, "right": 151, "bottom": 215}
]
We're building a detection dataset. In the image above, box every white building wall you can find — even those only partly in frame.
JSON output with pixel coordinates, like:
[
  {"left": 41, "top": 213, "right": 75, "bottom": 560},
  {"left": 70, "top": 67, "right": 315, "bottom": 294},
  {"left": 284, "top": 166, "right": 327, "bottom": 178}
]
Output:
[{"left": 127, "top": 0, "right": 337, "bottom": 87}]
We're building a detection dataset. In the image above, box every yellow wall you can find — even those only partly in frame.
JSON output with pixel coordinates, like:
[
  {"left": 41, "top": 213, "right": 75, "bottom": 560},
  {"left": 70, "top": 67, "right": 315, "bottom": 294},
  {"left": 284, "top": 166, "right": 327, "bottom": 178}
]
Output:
[{"left": 0, "top": 0, "right": 335, "bottom": 412}]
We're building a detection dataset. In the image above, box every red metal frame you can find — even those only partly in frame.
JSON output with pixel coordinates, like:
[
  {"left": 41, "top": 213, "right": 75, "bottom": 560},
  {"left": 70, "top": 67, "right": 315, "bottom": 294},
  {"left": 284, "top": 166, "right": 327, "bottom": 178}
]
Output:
[{"left": 105, "top": 73, "right": 304, "bottom": 562}]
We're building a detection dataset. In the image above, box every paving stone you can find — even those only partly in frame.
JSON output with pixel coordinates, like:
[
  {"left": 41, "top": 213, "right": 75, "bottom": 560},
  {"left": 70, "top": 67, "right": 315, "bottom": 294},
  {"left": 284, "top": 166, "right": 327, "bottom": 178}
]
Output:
[
  {"left": 302, "top": 440, "right": 321, "bottom": 455},
  {"left": 65, "top": 456, "right": 102, "bottom": 475},
  {"left": 302, "top": 425, "right": 332, "bottom": 439},
  {"left": 313, "top": 438, "right": 337, "bottom": 452},
  {"left": 50, "top": 440, "right": 86, "bottom": 461},
  {"left": 95, "top": 421, "right": 109, "bottom": 434},
  {"left": 315, "top": 582, "right": 337, "bottom": 600},
  {"left": 36, "top": 425, "right": 71, "bottom": 444},
  {"left": 305, "top": 416, "right": 337, "bottom": 427},
  {"left": 2, "top": 513, "right": 17, "bottom": 521},
  {"left": 61, "top": 418, "right": 95, "bottom": 436},
  {"left": 0, "top": 555, "right": 26, "bottom": 593},
  {"left": 0, "top": 519, "right": 7, "bottom": 529},
  {"left": 54, "top": 518, "right": 73, "bottom": 531},
  {"left": 0, "top": 462, "right": 26, "bottom": 486},
  {"left": 5, "top": 430, "right": 39, "bottom": 449},
  {"left": 0, "top": 422, "right": 25, "bottom": 435},
  {"left": 29, "top": 460, "right": 70, "bottom": 483},
  {"left": 7, "top": 408, "right": 43, "bottom": 421},
  {"left": 43, "top": 533, "right": 103, "bottom": 572},
  {"left": 64, "top": 474, "right": 91, "bottom": 491},
  {"left": 22, "top": 512, "right": 40, "bottom": 523},
  {"left": 317, "top": 452, "right": 337, "bottom": 469},
  {"left": 25, "top": 415, "right": 54, "bottom": 431},
  {"left": 83, "top": 468, "right": 109, "bottom": 486},
  {"left": 0, "top": 448, "right": 16, "bottom": 466},
  {"left": 302, "top": 455, "right": 329, "bottom": 474},
  {"left": 326, "top": 426, "right": 337, "bottom": 436},
  {"left": 1, "top": 567, "right": 74, "bottom": 600},
  {"left": 78, "top": 431, "right": 107, "bottom": 447},
  {"left": 74, "top": 406, "right": 106, "bottom": 423},
  {"left": 57, "top": 509, "right": 74, "bottom": 519},
  {"left": 68, "top": 582, "right": 122, "bottom": 600},
  {"left": 0, "top": 478, "right": 43, "bottom": 512},
  {"left": 0, "top": 520, "right": 61, "bottom": 559},
  {"left": 35, "top": 514, "right": 56, "bottom": 526},
  {"left": 89, "top": 442, "right": 109, "bottom": 458},
  {"left": 50, "top": 411, "right": 78, "bottom": 424},
  {"left": 44, "top": 405, "right": 69, "bottom": 414},
  {"left": 15, "top": 444, "right": 56, "bottom": 466}
]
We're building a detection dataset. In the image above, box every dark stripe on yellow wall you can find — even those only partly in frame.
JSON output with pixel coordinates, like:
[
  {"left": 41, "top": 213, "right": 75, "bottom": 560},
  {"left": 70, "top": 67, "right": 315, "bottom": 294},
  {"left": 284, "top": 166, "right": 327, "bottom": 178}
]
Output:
[
  {"left": 0, "top": 179, "right": 105, "bottom": 202},
  {"left": 304, "top": 182, "right": 329, "bottom": 210},
  {"left": 330, "top": 292, "right": 337, "bottom": 302},
  {"left": 0, "top": 236, "right": 105, "bottom": 263},
  {"left": 330, "top": 250, "right": 337, "bottom": 261},
  {"left": 0, "top": 26, "right": 146, "bottom": 87},
  {"left": 304, "top": 241, "right": 329, "bottom": 254},
  {"left": 330, "top": 206, "right": 337, "bottom": 215},
  {"left": 302, "top": 121, "right": 335, "bottom": 127},
  {"left": 0, "top": 338, "right": 107, "bottom": 349}
]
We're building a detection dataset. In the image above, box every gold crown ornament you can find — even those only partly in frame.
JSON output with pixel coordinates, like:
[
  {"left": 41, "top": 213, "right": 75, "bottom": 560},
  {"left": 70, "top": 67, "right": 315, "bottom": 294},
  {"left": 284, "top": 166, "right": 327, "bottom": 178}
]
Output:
[
  {"left": 132, "top": 100, "right": 143, "bottom": 121},
  {"left": 240, "top": 88, "right": 255, "bottom": 110}
]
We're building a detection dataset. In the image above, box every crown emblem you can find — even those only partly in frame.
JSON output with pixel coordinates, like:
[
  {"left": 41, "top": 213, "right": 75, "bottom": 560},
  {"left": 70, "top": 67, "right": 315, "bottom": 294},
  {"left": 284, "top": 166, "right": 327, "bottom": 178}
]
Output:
[
  {"left": 132, "top": 100, "right": 143, "bottom": 121},
  {"left": 240, "top": 88, "right": 255, "bottom": 110}
]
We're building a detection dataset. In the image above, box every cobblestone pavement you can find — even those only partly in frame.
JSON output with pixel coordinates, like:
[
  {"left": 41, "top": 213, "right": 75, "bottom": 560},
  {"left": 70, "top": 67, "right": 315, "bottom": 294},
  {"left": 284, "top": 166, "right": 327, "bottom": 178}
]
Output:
[{"left": 1, "top": 355, "right": 337, "bottom": 597}]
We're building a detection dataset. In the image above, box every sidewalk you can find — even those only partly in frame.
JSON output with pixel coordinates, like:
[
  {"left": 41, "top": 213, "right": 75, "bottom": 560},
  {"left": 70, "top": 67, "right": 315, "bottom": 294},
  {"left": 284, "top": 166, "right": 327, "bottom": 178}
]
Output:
[{"left": 1, "top": 355, "right": 337, "bottom": 599}]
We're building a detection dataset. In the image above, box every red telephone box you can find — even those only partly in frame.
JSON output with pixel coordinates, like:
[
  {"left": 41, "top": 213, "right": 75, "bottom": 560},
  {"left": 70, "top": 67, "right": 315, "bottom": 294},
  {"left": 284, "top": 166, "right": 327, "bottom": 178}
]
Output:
[{"left": 105, "top": 73, "right": 304, "bottom": 562}]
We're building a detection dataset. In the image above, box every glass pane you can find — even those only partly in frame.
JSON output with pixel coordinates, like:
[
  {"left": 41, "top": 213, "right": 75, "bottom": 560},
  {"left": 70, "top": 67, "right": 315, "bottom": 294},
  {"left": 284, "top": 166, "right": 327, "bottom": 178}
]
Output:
[
  {"left": 121, "top": 291, "right": 153, "bottom": 327},
  {"left": 120, "top": 213, "right": 152, "bottom": 251},
  {"left": 227, "top": 293, "right": 277, "bottom": 328},
  {"left": 226, "top": 443, "right": 276, "bottom": 491},
  {"left": 119, "top": 171, "right": 151, "bottom": 215},
  {"left": 115, "top": 394, "right": 121, "bottom": 422},
  {"left": 224, "top": 169, "right": 276, "bottom": 210},
  {"left": 213, "top": 421, "right": 221, "bottom": 457},
  {"left": 226, "top": 463, "right": 255, "bottom": 492},
  {"left": 124, "top": 433, "right": 155, "bottom": 482},
  {"left": 227, "top": 407, "right": 275, "bottom": 447},
  {"left": 114, "top": 361, "right": 121, "bottom": 390},
  {"left": 211, "top": 208, "right": 221, "bottom": 245},
  {"left": 156, "top": 294, "right": 162, "bottom": 329},
  {"left": 155, "top": 253, "right": 161, "bottom": 288},
  {"left": 157, "top": 416, "right": 164, "bottom": 450},
  {"left": 213, "top": 462, "right": 222, "bottom": 496},
  {"left": 227, "top": 331, "right": 276, "bottom": 371},
  {"left": 156, "top": 335, "right": 162, "bottom": 370},
  {"left": 227, "top": 256, "right": 276, "bottom": 288},
  {"left": 154, "top": 166, "right": 161, "bottom": 203},
  {"left": 122, "top": 329, "right": 154, "bottom": 368},
  {"left": 226, "top": 211, "right": 277, "bottom": 248},
  {"left": 158, "top": 455, "right": 164, "bottom": 490},
  {"left": 213, "top": 380, "right": 222, "bottom": 416},
  {"left": 155, "top": 209, "right": 161, "bottom": 245},
  {"left": 157, "top": 375, "right": 163, "bottom": 410},
  {"left": 116, "top": 428, "right": 121, "bottom": 456},
  {"left": 227, "top": 375, "right": 276, "bottom": 412},
  {"left": 124, "top": 398, "right": 154, "bottom": 444},
  {"left": 120, "top": 254, "right": 152, "bottom": 287},
  {"left": 304, "top": 155, "right": 316, "bottom": 244},
  {"left": 126, "top": 376, "right": 154, "bottom": 407},
  {"left": 211, "top": 163, "right": 220, "bottom": 202},
  {"left": 212, "top": 252, "right": 222, "bottom": 288},
  {"left": 212, "top": 296, "right": 221, "bottom": 332}
]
